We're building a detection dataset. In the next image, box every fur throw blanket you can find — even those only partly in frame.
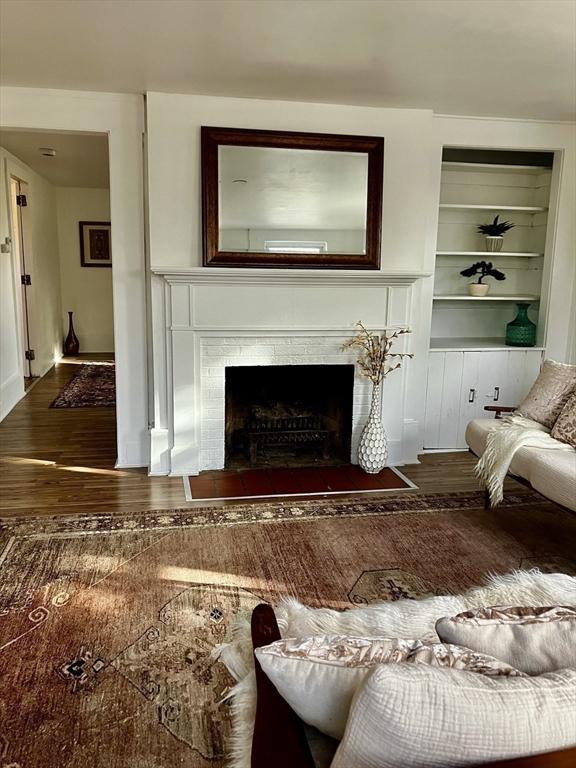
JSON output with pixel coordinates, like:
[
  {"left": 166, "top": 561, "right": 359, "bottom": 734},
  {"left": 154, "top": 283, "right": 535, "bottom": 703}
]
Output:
[
  {"left": 475, "top": 415, "right": 572, "bottom": 507},
  {"left": 216, "top": 569, "right": 576, "bottom": 768}
]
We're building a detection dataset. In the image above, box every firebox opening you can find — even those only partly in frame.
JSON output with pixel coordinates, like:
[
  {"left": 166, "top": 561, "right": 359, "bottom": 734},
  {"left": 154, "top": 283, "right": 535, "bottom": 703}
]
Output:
[{"left": 225, "top": 365, "right": 354, "bottom": 469}]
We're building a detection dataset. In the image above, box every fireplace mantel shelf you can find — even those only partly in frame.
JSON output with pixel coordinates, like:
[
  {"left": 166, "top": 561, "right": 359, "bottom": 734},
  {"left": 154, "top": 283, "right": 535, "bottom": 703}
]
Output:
[{"left": 151, "top": 266, "right": 431, "bottom": 286}]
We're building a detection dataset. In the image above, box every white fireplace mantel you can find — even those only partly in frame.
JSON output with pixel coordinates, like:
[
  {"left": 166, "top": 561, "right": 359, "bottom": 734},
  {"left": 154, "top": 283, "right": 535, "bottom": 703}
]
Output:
[
  {"left": 149, "top": 267, "right": 428, "bottom": 476},
  {"left": 151, "top": 266, "right": 431, "bottom": 286}
]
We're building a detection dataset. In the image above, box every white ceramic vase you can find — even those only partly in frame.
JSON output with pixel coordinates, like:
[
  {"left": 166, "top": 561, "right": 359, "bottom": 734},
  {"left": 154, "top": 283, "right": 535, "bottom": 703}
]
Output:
[
  {"left": 485, "top": 236, "right": 504, "bottom": 252},
  {"left": 468, "top": 283, "right": 490, "bottom": 297},
  {"left": 358, "top": 382, "right": 388, "bottom": 474}
]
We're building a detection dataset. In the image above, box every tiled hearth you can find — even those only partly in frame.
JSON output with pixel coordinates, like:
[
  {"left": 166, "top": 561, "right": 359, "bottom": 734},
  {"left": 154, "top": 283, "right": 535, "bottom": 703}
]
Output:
[{"left": 150, "top": 268, "right": 425, "bottom": 476}]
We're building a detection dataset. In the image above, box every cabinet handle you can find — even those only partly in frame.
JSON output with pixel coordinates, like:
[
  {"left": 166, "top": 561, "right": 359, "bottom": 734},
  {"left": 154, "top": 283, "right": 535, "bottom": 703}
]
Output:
[
  {"left": 493, "top": 387, "right": 500, "bottom": 402},
  {"left": 468, "top": 388, "right": 476, "bottom": 403}
]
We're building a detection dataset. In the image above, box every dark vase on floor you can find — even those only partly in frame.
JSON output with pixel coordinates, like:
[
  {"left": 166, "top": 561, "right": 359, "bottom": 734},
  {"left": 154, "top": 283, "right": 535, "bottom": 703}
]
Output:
[{"left": 63, "top": 311, "right": 80, "bottom": 356}]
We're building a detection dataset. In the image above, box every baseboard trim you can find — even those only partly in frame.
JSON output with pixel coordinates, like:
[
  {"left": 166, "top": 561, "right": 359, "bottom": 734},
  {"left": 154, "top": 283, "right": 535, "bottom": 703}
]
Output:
[
  {"left": 115, "top": 438, "right": 149, "bottom": 469},
  {"left": 0, "top": 371, "right": 25, "bottom": 422}
]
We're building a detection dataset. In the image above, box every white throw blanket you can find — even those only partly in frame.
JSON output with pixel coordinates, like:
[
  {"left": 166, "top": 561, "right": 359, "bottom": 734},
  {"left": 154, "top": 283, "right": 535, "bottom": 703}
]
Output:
[{"left": 475, "top": 414, "right": 573, "bottom": 507}]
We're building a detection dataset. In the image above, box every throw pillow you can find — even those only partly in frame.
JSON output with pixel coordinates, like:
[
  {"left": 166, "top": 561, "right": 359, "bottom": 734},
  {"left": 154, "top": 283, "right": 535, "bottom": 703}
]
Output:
[
  {"left": 552, "top": 390, "right": 576, "bottom": 447},
  {"left": 254, "top": 634, "right": 522, "bottom": 740},
  {"left": 331, "top": 664, "right": 576, "bottom": 768},
  {"left": 515, "top": 359, "right": 576, "bottom": 428},
  {"left": 436, "top": 605, "right": 576, "bottom": 675}
]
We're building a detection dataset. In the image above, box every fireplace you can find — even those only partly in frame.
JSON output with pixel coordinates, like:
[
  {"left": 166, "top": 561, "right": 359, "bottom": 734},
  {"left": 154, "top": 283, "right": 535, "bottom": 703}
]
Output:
[{"left": 225, "top": 365, "right": 354, "bottom": 468}]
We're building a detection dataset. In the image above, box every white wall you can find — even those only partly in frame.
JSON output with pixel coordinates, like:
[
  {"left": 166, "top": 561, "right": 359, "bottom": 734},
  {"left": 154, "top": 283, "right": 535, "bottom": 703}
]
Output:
[
  {"left": 146, "top": 92, "right": 575, "bottom": 473},
  {"left": 56, "top": 187, "right": 113, "bottom": 352},
  {"left": 0, "top": 87, "right": 147, "bottom": 467},
  {"left": 0, "top": 147, "right": 62, "bottom": 419},
  {"left": 146, "top": 93, "right": 438, "bottom": 474},
  {"left": 146, "top": 93, "right": 438, "bottom": 272},
  {"left": 3, "top": 87, "right": 572, "bottom": 469}
]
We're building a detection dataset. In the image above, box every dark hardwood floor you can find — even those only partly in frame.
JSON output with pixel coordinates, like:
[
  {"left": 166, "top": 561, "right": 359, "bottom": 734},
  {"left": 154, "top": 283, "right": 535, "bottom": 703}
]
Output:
[
  {"left": 0, "top": 358, "right": 184, "bottom": 518},
  {"left": 0, "top": 359, "right": 522, "bottom": 519}
]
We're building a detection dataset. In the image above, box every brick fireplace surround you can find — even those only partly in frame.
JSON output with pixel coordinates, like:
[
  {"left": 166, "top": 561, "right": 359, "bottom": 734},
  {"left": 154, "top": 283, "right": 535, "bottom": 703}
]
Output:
[{"left": 149, "top": 268, "right": 427, "bottom": 476}]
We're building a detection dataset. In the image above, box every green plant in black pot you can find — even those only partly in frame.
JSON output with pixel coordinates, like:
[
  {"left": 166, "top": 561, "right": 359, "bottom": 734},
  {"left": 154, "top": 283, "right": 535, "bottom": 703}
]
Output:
[
  {"left": 477, "top": 215, "right": 515, "bottom": 252},
  {"left": 460, "top": 260, "right": 506, "bottom": 296}
]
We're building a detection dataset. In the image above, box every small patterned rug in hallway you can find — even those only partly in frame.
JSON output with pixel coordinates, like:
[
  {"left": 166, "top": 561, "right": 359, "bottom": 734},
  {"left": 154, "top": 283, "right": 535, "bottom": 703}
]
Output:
[
  {"left": 50, "top": 362, "right": 115, "bottom": 408},
  {"left": 1, "top": 489, "right": 575, "bottom": 767}
]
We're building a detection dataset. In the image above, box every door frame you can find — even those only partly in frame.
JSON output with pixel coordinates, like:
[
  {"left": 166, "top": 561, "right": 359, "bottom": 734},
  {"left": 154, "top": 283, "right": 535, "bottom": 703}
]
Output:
[
  {"left": 8, "top": 175, "right": 34, "bottom": 378},
  {"left": 0, "top": 87, "right": 147, "bottom": 468}
]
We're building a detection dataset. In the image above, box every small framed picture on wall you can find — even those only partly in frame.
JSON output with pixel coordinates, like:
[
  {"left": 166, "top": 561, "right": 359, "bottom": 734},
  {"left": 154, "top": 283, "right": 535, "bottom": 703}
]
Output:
[{"left": 79, "top": 221, "right": 112, "bottom": 267}]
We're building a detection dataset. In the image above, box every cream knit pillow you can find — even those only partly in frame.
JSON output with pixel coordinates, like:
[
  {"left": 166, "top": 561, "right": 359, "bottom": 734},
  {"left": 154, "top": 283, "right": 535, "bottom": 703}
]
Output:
[{"left": 331, "top": 664, "right": 576, "bottom": 768}]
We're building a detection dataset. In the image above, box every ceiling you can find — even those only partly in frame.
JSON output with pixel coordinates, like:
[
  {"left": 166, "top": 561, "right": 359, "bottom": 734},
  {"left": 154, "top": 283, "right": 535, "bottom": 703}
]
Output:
[
  {"left": 220, "top": 146, "right": 368, "bottom": 229},
  {"left": 0, "top": 130, "right": 109, "bottom": 187},
  {"left": 0, "top": 0, "right": 575, "bottom": 121}
]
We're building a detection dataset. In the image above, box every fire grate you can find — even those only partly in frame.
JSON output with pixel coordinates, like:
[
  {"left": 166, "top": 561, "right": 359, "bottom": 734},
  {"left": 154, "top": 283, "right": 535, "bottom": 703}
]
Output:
[{"left": 247, "top": 402, "right": 330, "bottom": 464}]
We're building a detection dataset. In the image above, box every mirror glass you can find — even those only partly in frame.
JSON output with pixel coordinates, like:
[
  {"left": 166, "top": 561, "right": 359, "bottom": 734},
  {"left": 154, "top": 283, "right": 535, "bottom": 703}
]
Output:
[{"left": 218, "top": 146, "right": 369, "bottom": 255}]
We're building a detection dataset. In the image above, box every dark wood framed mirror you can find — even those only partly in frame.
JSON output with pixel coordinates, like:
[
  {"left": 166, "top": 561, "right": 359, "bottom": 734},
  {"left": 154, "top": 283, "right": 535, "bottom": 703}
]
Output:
[{"left": 201, "top": 126, "right": 384, "bottom": 269}]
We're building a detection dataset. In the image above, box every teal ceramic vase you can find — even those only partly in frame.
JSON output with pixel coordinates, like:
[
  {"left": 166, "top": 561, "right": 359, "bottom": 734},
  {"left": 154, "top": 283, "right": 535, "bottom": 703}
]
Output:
[{"left": 506, "top": 303, "right": 536, "bottom": 347}]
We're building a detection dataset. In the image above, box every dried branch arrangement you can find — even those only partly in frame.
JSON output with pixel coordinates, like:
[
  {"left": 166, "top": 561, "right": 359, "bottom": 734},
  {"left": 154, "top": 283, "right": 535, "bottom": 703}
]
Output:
[{"left": 342, "top": 322, "right": 413, "bottom": 386}]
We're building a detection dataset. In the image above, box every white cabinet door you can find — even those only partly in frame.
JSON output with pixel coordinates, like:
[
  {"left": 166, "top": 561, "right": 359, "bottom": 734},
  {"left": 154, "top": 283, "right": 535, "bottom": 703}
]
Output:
[
  {"left": 511, "top": 350, "right": 543, "bottom": 404},
  {"left": 424, "top": 349, "right": 543, "bottom": 450},
  {"left": 424, "top": 351, "right": 464, "bottom": 449},
  {"left": 486, "top": 350, "right": 543, "bottom": 409},
  {"left": 457, "top": 352, "right": 487, "bottom": 442},
  {"left": 476, "top": 351, "right": 511, "bottom": 412}
]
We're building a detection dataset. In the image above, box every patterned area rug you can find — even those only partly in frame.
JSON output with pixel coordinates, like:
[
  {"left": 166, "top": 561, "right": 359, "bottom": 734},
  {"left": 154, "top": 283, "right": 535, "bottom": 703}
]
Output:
[
  {"left": 1, "top": 490, "right": 575, "bottom": 767},
  {"left": 50, "top": 362, "right": 115, "bottom": 408}
]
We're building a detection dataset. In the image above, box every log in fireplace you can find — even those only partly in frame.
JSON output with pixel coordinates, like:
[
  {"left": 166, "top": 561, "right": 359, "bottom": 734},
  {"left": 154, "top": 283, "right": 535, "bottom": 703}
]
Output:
[{"left": 225, "top": 365, "right": 354, "bottom": 469}]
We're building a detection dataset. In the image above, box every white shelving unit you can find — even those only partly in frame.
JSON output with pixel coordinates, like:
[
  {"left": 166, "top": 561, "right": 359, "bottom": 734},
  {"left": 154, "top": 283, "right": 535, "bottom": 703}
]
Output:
[
  {"left": 433, "top": 294, "right": 540, "bottom": 302},
  {"left": 437, "top": 251, "right": 543, "bottom": 258},
  {"left": 425, "top": 149, "right": 555, "bottom": 450},
  {"left": 441, "top": 162, "right": 547, "bottom": 174},
  {"left": 439, "top": 204, "right": 548, "bottom": 212},
  {"left": 430, "top": 337, "right": 545, "bottom": 351},
  {"left": 434, "top": 153, "right": 551, "bottom": 311}
]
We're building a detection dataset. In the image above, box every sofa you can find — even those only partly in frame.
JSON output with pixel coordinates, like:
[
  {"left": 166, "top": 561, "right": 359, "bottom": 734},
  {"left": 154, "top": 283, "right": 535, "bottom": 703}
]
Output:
[{"left": 466, "top": 408, "right": 576, "bottom": 512}]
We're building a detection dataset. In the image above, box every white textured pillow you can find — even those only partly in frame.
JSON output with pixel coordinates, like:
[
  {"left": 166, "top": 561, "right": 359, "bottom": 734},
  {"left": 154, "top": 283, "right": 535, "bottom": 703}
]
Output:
[
  {"left": 254, "top": 634, "right": 522, "bottom": 740},
  {"left": 436, "top": 605, "right": 576, "bottom": 675},
  {"left": 516, "top": 359, "right": 576, "bottom": 428},
  {"left": 331, "top": 664, "right": 576, "bottom": 768}
]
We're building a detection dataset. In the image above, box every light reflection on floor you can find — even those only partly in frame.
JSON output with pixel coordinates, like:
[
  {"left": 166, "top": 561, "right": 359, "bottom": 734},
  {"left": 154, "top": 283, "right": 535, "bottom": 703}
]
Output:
[{"left": 1, "top": 455, "right": 133, "bottom": 477}]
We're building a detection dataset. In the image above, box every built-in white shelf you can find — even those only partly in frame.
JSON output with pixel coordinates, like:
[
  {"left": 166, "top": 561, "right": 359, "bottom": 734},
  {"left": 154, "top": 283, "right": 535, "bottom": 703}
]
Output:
[
  {"left": 433, "top": 294, "right": 540, "bottom": 302},
  {"left": 436, "top": 250, "right": 543, "bottom": 258},
  {"left": 430, "top": 337, "right": 545, "bottom": 351},
  {"left": 429, "top": 148, "right": 553, "bottom": 452},
  {"left": 442, "top": 162, "right": 551, "bottom": 175},
  {"left": 439, "top": 204, "right": 548, "bottom": 213}
]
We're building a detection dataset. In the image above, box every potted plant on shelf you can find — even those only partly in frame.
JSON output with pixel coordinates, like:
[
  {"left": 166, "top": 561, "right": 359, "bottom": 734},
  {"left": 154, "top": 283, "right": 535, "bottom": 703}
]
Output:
[
  {"left": 460, "top": 261, "right": 506, "bottom": 296},
  {"left": 342, "top": 322, "right": 413, "bottom": 474},
  {"left": 477, "top": 215, "right": 515, "bottom": 252}
]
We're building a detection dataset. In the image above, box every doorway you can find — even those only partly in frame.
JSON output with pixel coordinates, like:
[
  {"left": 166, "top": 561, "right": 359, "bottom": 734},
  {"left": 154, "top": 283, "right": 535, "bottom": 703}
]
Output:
[
  {"left": 9, "top": 177, "right": 34, "bottom": 385},
  {"left": 1, "top": 129, "right": 116, "bottom": 443}
]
